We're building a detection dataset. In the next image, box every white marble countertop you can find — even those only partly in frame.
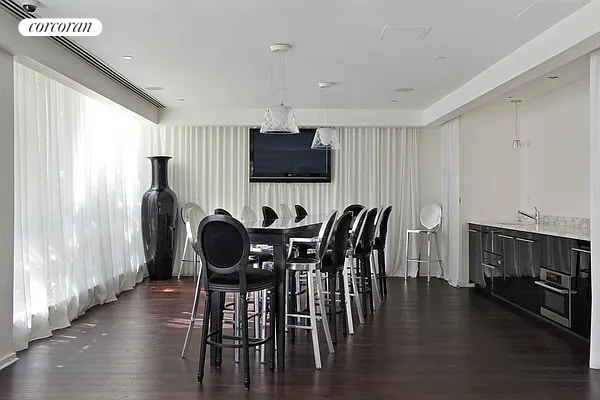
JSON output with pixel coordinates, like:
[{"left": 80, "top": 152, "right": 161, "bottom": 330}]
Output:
[{"left": 469, "top": 221, "right": 590, "bottom": 241}]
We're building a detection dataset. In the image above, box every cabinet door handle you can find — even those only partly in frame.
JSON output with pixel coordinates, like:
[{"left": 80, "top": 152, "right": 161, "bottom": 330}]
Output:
[
  {"left": 515, "top": 237, "right": 535, "bottom": 243},
  {"left": 468, "top": 229, "right": 479, "bottom": 233},
  {"left": 497, "top": 234, "right": 515, "bottom": 239},
  {"left": 571, "top": 248, "right": 591, "bottom": 254},
  {"left": 534, "top": 280, "right": 569, "bottom": 295}
]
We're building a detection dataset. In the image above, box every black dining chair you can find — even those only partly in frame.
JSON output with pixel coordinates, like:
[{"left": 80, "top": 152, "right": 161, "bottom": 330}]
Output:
[
  {"left": 214, "top": 208, "right": 232, "bottom": 217},
  {"left": 321, "top": 211, "right": 353, "bottom": 345},
  {"left": 194, "top": 215, "right": 276, "bottom": 390},
  {"left": 294, "top": 204, "right": 308, "bottom": 218},
  {"left": 262, "top": 206, "right": 278, "bottom": 220},
  {"left": 285, "top": 210, "right": 337, "bottom": 369},
  {"left": 352, "top": 207, "right": 379, "bottom": 315},
  {"left": 343, "top": 204, "right": 366, "bottom": 218},
  {"left": 373, "top": 206, "right": 392, "bottom": 298}
]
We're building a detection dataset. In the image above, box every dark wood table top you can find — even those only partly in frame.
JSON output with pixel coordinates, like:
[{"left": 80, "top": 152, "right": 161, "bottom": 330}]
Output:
[{"left": 242, "top": 214, "right": 326, "bottom": 234}]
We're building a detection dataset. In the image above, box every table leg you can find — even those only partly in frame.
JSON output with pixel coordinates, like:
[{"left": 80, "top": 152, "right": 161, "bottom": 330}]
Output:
[{"left": 273, "top": 242, "right": 286, "bottom": 372}]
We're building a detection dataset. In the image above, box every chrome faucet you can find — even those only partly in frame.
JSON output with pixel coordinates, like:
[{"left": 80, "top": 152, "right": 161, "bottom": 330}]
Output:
[{"left": 518, "top": 206, "right": 539, "bottom": 225}]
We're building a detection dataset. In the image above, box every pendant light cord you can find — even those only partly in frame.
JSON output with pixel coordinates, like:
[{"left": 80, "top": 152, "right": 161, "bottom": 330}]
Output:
[
  {"left": 515, "top": 100, "right": 520, "bottom": 141},
  {"left": 280, "top": 51, "right": 285, "bottom": 105}
]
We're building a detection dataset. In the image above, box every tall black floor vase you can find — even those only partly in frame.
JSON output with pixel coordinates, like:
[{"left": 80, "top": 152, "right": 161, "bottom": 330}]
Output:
[{"left": 141, "top": 156, "right": 178, "bottom": 280}]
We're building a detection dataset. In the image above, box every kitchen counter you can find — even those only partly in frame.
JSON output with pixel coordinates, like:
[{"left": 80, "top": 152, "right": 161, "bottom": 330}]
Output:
[{"left": 469, "top": 221, "right": 590, "bottom": 241}]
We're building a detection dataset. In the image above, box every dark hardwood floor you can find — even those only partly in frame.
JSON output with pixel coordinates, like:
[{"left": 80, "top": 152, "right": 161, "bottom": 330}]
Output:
[{"left": 0, "top": 278, "right": 598, "bottom": 399}]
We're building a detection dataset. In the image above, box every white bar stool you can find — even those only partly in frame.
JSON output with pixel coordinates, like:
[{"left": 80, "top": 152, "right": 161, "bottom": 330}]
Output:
[{"left": 404, "top": 203, "right": 443, "bottom": 282}]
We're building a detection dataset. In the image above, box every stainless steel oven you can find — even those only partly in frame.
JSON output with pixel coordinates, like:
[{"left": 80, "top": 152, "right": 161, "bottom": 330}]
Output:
[{"left": 534, "top": 267, "right": 571, "bottom": 328}]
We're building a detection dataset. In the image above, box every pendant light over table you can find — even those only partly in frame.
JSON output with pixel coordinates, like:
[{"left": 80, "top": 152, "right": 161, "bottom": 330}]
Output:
[
  {"left": 260, "top": 43, "right": 299, "bottom": 134},
  {"left": 311, "top": 82, "right": 341, "bottom": 150}
]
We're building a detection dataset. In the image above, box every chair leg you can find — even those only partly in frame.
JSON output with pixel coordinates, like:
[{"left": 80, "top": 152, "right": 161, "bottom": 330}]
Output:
[
  {"left": 364, "top": 256, "right": 374, "bottom": 313},
  {"left": 427, "top": 232, "right": 432, "bottom": 283},
  {"left": 269, "top": 289, "right": 276, "bottom": 373},
  {"left": 369, "top": 253, "right": 382, "bottom": 304},
  {"left": 342, "top": 261, "right": 354, "bottom": 334},
  {"left": 241, "top": 295, "right": 250, "bottom": 390},
  {"left": 358, "top": 258, "right": 368, "bottom": 316},
  {"left": 260, "top": 289, "right": 267, "bottom": 364},
  {"left": 315, "top": 269, "right": 335, "bottom": 354},
  {"left": 178, "top": 239, "right": 189, "bottom": 279},
  {"left": 234, "top": 293, "right": 241, "bottom": 363},
  {"left": 378, "top": 249, "right": 387, "bottom": 297},
  {"left": 306, "top": 268, "right": 322, "bottom": 369},
  {"left": 433, "top": 232, "right": 444, "bottom": 278},
  {"left": 215, "top": 293, "right": 225, "bottom": 368},
  {"left": 197, "top": 290, "right": 212, "bottom": 384},
  {"left": 348, "top": 257, "right": 365, "bottom": 324},
  {"left": 405, "top": 230, "right": 410, "bottom": 279},
  {"left": 327, "top": 271, "right": 338, "bottom": 345},
  {"left": 181, "top": 272, "right": 202, "bottom": 358},
  {"left": 338, "top": 270, "right": 348, "bottom": 337}
]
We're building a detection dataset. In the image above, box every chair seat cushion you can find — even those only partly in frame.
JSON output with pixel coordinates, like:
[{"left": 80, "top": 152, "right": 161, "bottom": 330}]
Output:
[
  {"left": 287, "top": 255, "right": 319, "bottom": 264},
  {"left": 208, "top": 267, "right": 276, "bottom": 290}
]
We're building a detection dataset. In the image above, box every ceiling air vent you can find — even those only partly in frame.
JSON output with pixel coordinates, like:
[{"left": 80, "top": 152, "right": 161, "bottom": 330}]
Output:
[
  {"left": 378, "top": 25, "right": 432, "bottom": 41},
  {"left": 0, "top": 0, "right": 166, "bottom": 109}
]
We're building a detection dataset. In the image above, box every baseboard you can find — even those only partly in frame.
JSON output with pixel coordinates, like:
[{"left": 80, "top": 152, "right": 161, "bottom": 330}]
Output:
[{"left": 0, "top": 352, "right": 18, "bottom": 370}]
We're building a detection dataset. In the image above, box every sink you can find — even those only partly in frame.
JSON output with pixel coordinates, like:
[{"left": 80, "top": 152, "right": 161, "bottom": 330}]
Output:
[
  {"left": 493, "top": 221, "right": 536, "bottom": 226},
  {"left": 495, "top": 221, "right": 535, "bottom": 226}
]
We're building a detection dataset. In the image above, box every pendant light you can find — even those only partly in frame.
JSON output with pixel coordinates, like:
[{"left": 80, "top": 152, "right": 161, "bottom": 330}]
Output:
[
  {"left": 311, "top": 82, "right": 341, "bottom": 150},
  {"left": 260, "top": 43, "right": 299, "bottom": 134},
  {"left": 511, "top": 99, "right": 522, "bottom": 148}
]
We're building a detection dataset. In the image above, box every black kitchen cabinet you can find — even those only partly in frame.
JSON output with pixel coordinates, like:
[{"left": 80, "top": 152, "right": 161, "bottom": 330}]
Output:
[
  {"left": 468, "top": 225, "right": 484, "bottom": 287},
  {"left": 571, "top": 240, "right": 591, "bottom": 339},
  {"left": 492, "top": 232, "right": 518, "bottom": 304},
  {"left": 468, "top": 223, "right": 589, "bottom": 339},
  {"left": 514, "top": 234, "right": 541, "bottom": 314}
]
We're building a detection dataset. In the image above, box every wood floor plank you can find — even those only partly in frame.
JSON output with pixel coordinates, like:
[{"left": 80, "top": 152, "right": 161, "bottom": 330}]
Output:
[{"left": 0, "top": 278, "right": 598, "bottom": 399}]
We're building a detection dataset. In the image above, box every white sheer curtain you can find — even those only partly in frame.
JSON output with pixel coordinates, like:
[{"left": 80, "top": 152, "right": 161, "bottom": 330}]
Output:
[
  {"left": 150, "top": 126, "right": 420, "bottom": 277},
  {"left": 13, "top": 63, "right": 154, "bottom": 351},
  {"left": 440, "top": 118, "right": 461, "bottom": 287},
  {"left": 589, "top": 49, "right": 600, "bottom": 369}
]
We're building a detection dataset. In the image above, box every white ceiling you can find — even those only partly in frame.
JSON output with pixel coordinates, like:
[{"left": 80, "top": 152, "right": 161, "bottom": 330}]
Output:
[
  {"left": 497, "top": 54, "right": 590, "bottom": 104},
  {"left": 35, "top": 0, "right": 589, "bottom": 113}
]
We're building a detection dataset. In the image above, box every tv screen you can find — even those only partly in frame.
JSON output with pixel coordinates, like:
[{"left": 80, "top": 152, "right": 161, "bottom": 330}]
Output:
[{"left": 249, "top": 128, "right": 331, "bottom": 183}]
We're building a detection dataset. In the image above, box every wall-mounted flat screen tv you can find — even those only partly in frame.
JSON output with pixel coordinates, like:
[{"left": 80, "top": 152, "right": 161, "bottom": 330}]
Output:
[{"left": 249, "top": 128, "right": 331, "bottom": 183}]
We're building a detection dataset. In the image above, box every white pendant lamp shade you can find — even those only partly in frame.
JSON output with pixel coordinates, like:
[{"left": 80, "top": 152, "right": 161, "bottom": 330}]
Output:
[
  {"left": 312, "top": 81, "right": 341, "bottom": 150},
  {"left": 260, "top": 104, "right": 299, "bottom": 134},
  {"left": 311, "top": 127, "right": 340, "bottom": 150},
  {"left": 260, "top": 43, "right": 299, "bottom": 134}
]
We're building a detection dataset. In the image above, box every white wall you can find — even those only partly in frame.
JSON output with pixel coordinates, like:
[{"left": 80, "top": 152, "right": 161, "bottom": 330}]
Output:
[
  {"left": 519, "top": 78, "right": 590, "bottom": 217},
  {"left": 0, "top": 50, "right": 15, "bottom": 369},
  {"left": 459, "top": 103, "right": 521, "bottom": 281}
]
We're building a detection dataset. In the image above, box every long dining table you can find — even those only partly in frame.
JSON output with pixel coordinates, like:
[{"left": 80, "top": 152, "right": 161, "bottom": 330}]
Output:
[{"left": 242, "top": 214, "right": 324, "bottom": 372}]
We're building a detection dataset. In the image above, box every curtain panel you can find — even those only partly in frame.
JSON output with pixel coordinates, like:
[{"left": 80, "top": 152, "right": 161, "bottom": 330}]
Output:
[
  {"left": 151, "top": 126, "right": 420, "bottom": 278},
  {"left": 440, "top": 118, "right": 462, "bottom": 287},
  {"left": 13, "top": 63, "right": 154, "bottom": 351}
]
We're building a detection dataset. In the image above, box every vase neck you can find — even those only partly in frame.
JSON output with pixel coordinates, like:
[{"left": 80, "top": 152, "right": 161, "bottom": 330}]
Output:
[{"left": 150, "top": 157, "right": 170, "bottom": 189}]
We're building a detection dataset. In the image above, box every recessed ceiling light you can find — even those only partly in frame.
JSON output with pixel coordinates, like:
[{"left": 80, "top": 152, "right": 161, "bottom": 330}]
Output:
[
  {"left": 394, "top": 88, "right": 415, "bottom": 93},
  {"left": 547, "top": 76, "right": 559, "bottom": 80},
  {"left": 145, "top": 86, "right": 164, "bottom": 91},
  {"left": 122, "top": 55, "right": 134, "bottom": 60},
  {"left": 433, "top": 55, "right": 445, "bottom": 60}
]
